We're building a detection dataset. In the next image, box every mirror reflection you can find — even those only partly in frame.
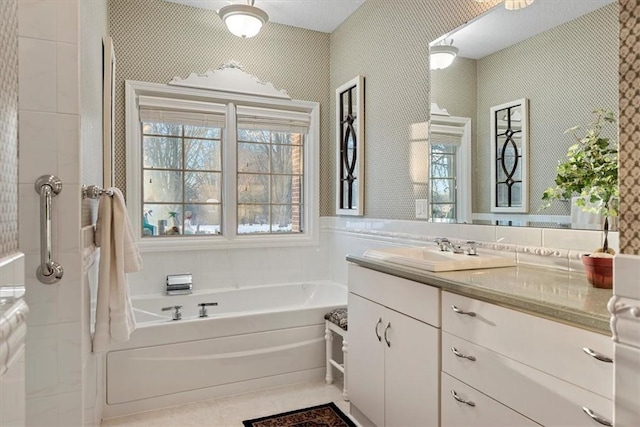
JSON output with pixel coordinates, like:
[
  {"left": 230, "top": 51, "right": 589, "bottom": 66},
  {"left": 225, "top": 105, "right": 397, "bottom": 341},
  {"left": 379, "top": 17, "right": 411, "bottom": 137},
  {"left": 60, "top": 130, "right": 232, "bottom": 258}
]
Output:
[{"left": 429, "top": 0, "right": 618, "bottom": 229}]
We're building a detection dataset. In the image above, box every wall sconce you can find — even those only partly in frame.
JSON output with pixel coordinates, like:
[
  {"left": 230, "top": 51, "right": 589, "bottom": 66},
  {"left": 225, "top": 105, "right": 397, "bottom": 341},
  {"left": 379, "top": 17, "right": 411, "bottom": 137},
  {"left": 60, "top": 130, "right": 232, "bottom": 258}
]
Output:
[
  {"left": 430, "top": 40, "right": 459, "bottom": 70},
  {"left": 218, "top": 0, "right": 269, "bottom": 38}
]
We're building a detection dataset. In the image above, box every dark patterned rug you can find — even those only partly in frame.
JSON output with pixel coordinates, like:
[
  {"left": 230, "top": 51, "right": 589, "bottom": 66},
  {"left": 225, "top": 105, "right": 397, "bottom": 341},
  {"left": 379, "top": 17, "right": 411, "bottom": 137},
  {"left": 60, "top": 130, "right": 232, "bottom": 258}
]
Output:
[{"left": 242, "top": 402, "right": 356, "bottom": 427}]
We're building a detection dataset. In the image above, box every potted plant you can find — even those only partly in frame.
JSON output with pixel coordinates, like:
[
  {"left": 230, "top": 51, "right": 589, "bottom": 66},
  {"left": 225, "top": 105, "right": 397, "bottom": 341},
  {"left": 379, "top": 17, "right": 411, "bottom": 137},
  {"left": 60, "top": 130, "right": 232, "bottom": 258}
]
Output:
[{"left": 542, "top": 109, "right": 618, "bottom": 288}]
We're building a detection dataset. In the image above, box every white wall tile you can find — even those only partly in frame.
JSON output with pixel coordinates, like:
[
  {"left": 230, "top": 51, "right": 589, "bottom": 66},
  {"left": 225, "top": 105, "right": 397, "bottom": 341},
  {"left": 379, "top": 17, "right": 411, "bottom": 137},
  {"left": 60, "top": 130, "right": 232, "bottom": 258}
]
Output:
[
  {"left": 614, "top": 254, "right": 640, "bottom": 300},
  {"left": 56, "top": 114, "right": 80, "bottom": 184},
  {"left": 26, "top": 325, "right": 58, "bottom": 397},
  {"left": 18, "top": 37, "right": 57, "bottom": 112},
  {"left": 56, "top": 42, "right": 79, "bottom": 114},
  {"left": 57, "top": 322, "right": 82, "bottom": 393},
  {"left": 17, "top": 111, "right": 58, "bottom": 185},
  {"left": 458, "top": 224, "right": 496, "bottom": 243},
  {"left": 607, "top": 231, "right": 619, "bottom": 254},
  {"left": 542, "top": 228, "right": 602, "bottom": 252},
  {"left": 0, "top": 349, "right": 26, "bottom": 426},
  {"left": 56, "top": 184, "right": 81, "bottom": 253},
  {"left": 496, "top": 226, "right": 542, "bottom": 246},
  {"left": 57, "top": 1, "right": 78, "bottom": 44},
  {"left": 18, "top": 1, "right": 58, "bottom": 40},
  {"left": 26, "top": 394, "right": 58, "bottom": 427}
]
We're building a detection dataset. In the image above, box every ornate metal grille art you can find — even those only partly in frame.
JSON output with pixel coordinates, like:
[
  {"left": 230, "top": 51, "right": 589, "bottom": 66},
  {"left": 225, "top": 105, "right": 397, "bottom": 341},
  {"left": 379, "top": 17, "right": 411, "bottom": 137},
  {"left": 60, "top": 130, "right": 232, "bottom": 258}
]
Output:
[
  {"left": 493, "top": 103, "right": 524, "bottom": 209},
  {"left": 336, "top": 75, "right": 364, "bottom": 215},
  {"left": 490, "top": 98, "right": 528, "bottom": 213}
]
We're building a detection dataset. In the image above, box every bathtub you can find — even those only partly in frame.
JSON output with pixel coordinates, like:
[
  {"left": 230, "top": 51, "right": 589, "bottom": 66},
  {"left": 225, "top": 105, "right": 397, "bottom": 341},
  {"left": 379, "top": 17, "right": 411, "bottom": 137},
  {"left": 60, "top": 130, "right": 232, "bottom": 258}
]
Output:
[{"left": 103, "top": 281, "right": 347, "bottom": 418}]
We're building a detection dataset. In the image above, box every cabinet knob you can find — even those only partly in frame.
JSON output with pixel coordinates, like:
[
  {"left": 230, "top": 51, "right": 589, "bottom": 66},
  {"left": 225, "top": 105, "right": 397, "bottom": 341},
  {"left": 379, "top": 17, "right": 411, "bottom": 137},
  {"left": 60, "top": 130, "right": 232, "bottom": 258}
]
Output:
[
  {"left": 375, "top": 318, "right": 382, "bottom": 342},
  {"left": 451, "top": 390, "right": 476, "bottom": 407},
  {"left": 451, "top": 305, "right": 476, "bottom": 317},
  {"left": 582, "top": 347, "right": 613, "bottom": 363},
  {"left": 582, "top": 407, "right": 612, "bottom": 426},
  {"left": 451, "top": 347, "right": 476, "bottom": 361}
]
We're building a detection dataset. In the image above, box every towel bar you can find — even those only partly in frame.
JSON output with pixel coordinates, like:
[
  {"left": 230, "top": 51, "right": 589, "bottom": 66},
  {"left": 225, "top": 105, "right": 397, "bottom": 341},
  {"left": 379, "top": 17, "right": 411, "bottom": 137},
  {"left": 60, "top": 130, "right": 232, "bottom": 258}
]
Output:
[{"left": 35, "top": 175, "right": 64, "bottom": 284}]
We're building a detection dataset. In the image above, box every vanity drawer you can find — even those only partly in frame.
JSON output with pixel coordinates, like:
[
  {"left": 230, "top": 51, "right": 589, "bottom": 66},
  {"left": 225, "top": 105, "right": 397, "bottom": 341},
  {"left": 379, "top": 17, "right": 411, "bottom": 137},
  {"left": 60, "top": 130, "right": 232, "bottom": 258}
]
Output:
[
  {"left": 442, "top": 291, "right": 613, "bottom": 399},
  {"left": 348, "top": 264, "right": 440, "bottom": 327},
  {"left": 442, "top": 332, "right": 613, "bottom": 427},
  {"left": 441, "top": 372, "right": 540, "bottom": 427}
]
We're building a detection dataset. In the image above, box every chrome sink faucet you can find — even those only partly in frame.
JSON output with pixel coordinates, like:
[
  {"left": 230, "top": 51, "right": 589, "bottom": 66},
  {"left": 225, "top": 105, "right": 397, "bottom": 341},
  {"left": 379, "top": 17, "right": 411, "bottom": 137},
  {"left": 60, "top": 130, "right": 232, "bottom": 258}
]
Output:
[
  {"left": 434, "top": 238, "right": 464, "bottom": 254},
  {"left": 162, "top": 305, "right": 183, "bottom": 321}
]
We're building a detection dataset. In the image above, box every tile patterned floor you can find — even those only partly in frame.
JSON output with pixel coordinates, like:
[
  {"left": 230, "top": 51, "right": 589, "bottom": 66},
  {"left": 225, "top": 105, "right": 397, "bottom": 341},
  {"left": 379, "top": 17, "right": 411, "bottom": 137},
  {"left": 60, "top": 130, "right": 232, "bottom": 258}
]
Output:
[{"left": 101, "top": 379, "right": 350, "bottom": 426}]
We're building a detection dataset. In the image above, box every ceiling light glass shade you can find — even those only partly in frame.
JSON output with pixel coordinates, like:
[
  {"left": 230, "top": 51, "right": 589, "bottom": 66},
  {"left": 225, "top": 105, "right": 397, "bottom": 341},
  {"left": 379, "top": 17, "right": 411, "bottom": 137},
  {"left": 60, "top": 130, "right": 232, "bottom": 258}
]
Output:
[
  {"left": 504, "top": 0, "right": 534, "bottom": 10},
  {"left": 218, "top": 4, "right": 269, "bottom": 38},
  {"left": 430, "top": 45, "right": 459, "bottom": 70}
]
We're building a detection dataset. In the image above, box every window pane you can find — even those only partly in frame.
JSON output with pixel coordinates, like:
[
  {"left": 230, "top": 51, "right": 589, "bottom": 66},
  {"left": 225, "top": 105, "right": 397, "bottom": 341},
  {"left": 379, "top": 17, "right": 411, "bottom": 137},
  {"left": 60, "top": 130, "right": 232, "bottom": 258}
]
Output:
[
  {"left": 238, "top": 129, "right": 270, "bottom": 143},
  {"left": 238, "top": 143, "right": 269, "bottom": 173},
  {"left": 142, "top": 122, "right": 181, "bottom": 136},
  {"left": 143, "top": 136, "right": 182, "bottom": 169},
  {"left": 272, "top": 205, "right": 302, "bottom": 233},
  {"left": 185, "top": 172, "right": 221, "bottom": 203},
  {"left": 184, "top": 125, "right": 221, "bottom": 139},
  {"left": 271, "top": 145, "right": 302, "bottom": 174},
  {"left": 185, "top": 139, "right": 221, "bottom": 171},
  {"left": 144, "top": 170, "right": 182, "bottom": 203},
  {"left": 237, "top": 204, "right": 270, "bottom": 234},
  {"left": 431, "top": 203, "right": 456, "bottom": 220},
  {"left": 238, "top": 174, "right": 269, "bottom": 203},
  {"left": 142, "top": 204, "right": 183, "bottom": 236},
  {"left": 184, "top": 205, "right": 221, "bottom": 235},
  {"left": 272, "top": 132, "right": 303, "bottom": 146},
  {"left": 272, "top": 175, "right": 295, "bottom": 204},
  {"left": 431, "top": 178, "right": 455, "bottom": 203}
]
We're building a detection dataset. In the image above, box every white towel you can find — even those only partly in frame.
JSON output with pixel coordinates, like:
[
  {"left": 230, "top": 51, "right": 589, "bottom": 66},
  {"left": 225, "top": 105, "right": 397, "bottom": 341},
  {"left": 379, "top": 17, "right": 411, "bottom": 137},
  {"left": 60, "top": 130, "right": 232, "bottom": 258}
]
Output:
[{"left": 93, "top": 188, "right": 142, "bottom": 352}]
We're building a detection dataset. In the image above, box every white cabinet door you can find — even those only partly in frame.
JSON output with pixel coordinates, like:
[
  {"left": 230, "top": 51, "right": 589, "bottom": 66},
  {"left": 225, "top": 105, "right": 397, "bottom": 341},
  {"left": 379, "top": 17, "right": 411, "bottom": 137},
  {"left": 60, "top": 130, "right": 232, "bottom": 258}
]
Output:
[
  {"left": 348, "top": 293, "right": 386, "bottom": 427},
  {"left": 384, "top": 308, "right": 440, "bottom": 427}
]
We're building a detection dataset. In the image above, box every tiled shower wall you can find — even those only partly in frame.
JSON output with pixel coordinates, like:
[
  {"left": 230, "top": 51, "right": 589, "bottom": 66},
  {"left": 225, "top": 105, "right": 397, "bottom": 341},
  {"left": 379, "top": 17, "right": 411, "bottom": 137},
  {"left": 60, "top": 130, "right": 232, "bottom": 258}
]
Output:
[{"left": 0, "top": 0, "right": 18, "bottom": 259}]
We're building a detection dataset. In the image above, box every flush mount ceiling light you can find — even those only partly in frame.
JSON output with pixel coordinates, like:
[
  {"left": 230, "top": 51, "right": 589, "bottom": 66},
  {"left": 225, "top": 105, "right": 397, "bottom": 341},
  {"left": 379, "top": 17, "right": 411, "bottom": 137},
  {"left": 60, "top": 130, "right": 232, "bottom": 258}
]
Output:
[
  {"left": 430, "top": 40, "right": 459, "bottom": 70},
  {"left": 475, "top": 0, "right": 534, "bottom": 11},
  {"left": 218, "top": 0, "right": 269, "bottom": 38}
]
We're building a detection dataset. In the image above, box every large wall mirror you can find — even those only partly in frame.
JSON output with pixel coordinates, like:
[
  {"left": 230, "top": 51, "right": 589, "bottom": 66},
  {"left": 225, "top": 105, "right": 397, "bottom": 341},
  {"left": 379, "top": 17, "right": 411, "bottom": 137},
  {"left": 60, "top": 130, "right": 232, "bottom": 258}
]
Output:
[{"left": 429, "top": 0, "right": 618, "bottom": 229}]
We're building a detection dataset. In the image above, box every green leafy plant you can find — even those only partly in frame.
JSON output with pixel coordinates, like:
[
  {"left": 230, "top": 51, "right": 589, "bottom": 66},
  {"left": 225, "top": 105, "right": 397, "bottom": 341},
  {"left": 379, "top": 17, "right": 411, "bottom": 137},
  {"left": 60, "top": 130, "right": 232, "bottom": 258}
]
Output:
[{"left": 542, "top": 109, "right": 618, "bottom": 252}]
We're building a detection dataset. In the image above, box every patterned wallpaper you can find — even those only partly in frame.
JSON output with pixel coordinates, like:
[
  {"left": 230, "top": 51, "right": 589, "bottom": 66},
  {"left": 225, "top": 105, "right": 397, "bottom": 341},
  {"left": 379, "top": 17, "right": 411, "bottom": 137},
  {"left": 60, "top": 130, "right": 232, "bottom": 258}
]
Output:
[
  {"left": 108, "top": 0, "right": 331, "bottom": 209},
  {"left": 619, "top": 0, "right": 640, "bottom": 255},
  {"left": 475, "top": 3, "right": 618, "bottom": 215},
  {"left": 0, "top": 0, "right": 18, "bottom": 258}
]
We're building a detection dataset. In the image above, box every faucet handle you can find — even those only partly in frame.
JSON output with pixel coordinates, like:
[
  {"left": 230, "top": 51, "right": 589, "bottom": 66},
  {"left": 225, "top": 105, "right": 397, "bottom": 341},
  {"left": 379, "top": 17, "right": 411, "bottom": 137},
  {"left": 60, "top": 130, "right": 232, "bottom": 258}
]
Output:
[
  {"left": 162, "top": 305, "right": 183, "bottom": 320},
  {"left": 466, "top": 241, "right": 478, "bottom": 256},
  {"left": 198, "top": 302, "right": 218, "bottom": 318},
  {"left": 435, "top": 237, "right": 450, "bottom": 251}
]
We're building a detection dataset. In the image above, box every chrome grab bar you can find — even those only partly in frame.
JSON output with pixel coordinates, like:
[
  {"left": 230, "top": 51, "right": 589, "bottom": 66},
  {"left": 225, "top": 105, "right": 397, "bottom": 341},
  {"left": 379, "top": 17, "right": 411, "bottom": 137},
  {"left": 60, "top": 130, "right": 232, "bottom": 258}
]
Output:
[{"left": 35, "top": 175, "right": 64, "bottom": 284}]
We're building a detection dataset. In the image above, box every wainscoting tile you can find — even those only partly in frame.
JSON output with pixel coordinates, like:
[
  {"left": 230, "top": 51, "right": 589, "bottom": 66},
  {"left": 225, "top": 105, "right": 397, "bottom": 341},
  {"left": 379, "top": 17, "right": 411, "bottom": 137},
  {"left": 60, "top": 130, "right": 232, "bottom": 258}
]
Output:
[
  {"left": 25, "top": 325, "right": 59, "bottom": 397},
  {"left": 458, "top": 224, "right": 496, "bottom": 244},
  {"left": 496, "top": 226, "right": 542, "bottom": 246},
  {"left": 17, "top": 112, "right": 57, "bottom": 185},
  {"left": 18, "top": 37, "right": 57, "bottom": 112},
  {"left": 56, "top": 42, "right": 78, "bottom": 114},
  {"left": 18, "top": 0, "right": 57, "bottom": 40},
  {"left": 542, "top": 228, "right": 603, "bottom": 252}
]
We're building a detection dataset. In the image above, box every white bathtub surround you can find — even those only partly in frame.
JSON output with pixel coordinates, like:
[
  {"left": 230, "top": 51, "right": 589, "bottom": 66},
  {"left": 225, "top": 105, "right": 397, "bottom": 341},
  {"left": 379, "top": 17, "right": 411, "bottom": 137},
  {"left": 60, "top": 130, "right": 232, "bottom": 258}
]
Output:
[
  {"left": 102, "top": 281, "right": 347, "bottom": 418},
  {"left": 93, "top": 188, "right": 142, "bottom": 351},
  {"left": 102, "top": 379, "right": 348, "bottom": 426}
]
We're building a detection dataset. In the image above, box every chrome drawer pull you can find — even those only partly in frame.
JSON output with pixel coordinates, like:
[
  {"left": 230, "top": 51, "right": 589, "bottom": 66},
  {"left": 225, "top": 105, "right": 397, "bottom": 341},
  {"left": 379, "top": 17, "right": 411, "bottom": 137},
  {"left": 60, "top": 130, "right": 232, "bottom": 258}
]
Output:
[
  {"left": 451, "top": 347, "right": 476, "bottom": 361},
  {"left": 451, "top": 390, "right": 475, "bottom": 407},
  {"left": 582, "top": 407, "right": 612, "bottom": 426},
  {"left": 384, "top": 322, "right": 391, "bottom": 347},
  {"left": 582, "top": 347, "right": 613, "bottom": 363},
  {"left": 451, "top": 305, "right": 476, "bottom": 317},
  {"left": 375, "top": 318, "right": 382, "bottom": 342}
]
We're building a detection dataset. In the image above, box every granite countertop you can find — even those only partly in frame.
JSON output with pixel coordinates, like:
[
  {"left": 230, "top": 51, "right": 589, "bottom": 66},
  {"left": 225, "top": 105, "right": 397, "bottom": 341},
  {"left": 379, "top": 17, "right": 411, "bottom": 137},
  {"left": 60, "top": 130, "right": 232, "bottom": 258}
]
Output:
[{"left": 347, "top": 255, "right": 613, "bottom": 334}]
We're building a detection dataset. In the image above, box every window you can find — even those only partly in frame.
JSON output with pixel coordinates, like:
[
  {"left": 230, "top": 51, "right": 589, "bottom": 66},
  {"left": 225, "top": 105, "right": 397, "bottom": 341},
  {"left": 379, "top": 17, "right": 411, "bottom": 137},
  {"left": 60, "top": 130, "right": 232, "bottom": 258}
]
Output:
[{"left": 126, "top": 81, "right": 319, "bottom": 250}]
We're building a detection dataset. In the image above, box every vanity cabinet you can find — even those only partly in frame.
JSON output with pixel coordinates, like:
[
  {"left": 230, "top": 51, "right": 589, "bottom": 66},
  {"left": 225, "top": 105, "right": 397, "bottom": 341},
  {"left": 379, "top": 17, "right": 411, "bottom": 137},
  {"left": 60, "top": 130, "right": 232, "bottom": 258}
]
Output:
[
  {"left": 441, "top": 291, "right": 613, "bottom": 427},
  {"left": 348, "top": 265, "right": 440, "bottom": 427}
]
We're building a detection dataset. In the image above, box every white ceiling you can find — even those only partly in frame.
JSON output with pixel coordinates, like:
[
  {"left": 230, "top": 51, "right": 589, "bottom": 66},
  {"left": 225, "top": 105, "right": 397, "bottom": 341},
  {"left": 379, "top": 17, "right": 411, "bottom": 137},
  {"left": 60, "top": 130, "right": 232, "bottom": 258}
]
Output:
[
  {"left": 163, "top": 0, "right": 366, "bottom": 33},
  {"left": 433, "top": 0, "right": 615, "bottom": 59}
]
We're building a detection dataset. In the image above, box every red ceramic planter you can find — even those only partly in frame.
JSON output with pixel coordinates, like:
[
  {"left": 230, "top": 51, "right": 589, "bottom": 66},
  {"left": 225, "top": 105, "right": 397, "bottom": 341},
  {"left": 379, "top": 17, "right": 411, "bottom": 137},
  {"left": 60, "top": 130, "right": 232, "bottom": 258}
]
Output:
[{"left": 581, "top": 254, "right": 613, "bottom": 289}]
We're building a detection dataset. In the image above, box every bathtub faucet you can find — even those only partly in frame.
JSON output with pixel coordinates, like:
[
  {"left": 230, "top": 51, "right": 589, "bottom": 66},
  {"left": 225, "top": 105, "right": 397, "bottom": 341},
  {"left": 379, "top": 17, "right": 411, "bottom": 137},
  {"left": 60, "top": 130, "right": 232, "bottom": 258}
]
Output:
[
  {"left": 162, "top": 305, "right": 183, "bottom": 321},
  {"left": 198, "top": 302, "right": 218, "bottom": 318},
  {"left": 166, "top": 273, "right": 193, "bottom": 295}
]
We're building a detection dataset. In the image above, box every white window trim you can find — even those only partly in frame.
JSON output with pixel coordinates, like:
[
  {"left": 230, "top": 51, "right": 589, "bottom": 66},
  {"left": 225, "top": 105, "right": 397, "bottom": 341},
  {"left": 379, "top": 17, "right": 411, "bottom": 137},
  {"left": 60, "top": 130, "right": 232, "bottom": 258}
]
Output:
[
  {"left": 429, "top": 115, "right": 472, "bottom": 224},
  {"left": 125, "top": 80, "right": 320, "bottom": 252}
]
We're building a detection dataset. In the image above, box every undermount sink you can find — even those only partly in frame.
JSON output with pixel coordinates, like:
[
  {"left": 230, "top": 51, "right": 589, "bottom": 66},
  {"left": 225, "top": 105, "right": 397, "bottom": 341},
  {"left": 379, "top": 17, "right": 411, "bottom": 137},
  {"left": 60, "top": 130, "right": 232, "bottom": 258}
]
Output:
[{"left": 363, "top": 246, "right": 516, "bottom": 272}]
